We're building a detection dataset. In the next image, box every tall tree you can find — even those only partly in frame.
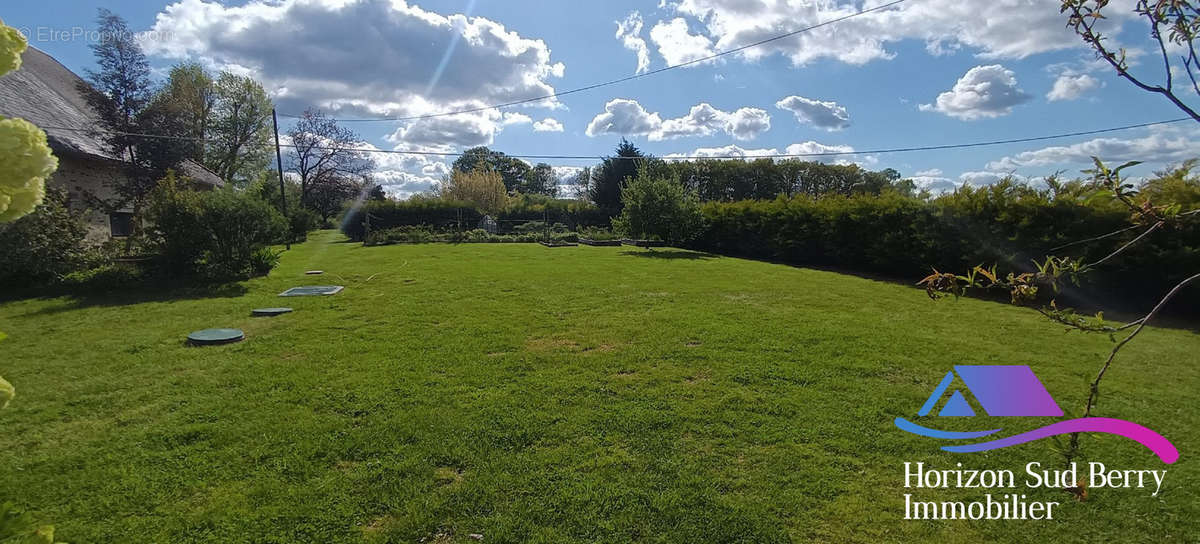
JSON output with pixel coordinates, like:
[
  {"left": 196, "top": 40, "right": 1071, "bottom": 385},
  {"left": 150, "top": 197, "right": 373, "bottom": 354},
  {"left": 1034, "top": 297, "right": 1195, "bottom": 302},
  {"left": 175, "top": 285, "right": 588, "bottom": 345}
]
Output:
[
  {"left": 590, "top": 139, "right": 645, "bottom": 212},
  {"left": 452, "top": 146, "right": 533, "bottom": 193},
  {"left": 82, "top": 8, "right": 152, "bottom": 164},
  {"left": 307, "top": 174, "right": 361, "bottom": 225},
  {"left": 526, "top": 163, "right": 560, "bottom": 197},
  {"left": 612, "top": 167, "right": 703, "bottom": 244},
  {"left": 162, "top": 62, "right": 214, "bottom": 162},
  {"left": 438, "top": 169, "right": 509, "bottom": 214},
  {"left": 207, "top": 72, "right": 273, "bottom": 183},
  {"left": 286, "top": 109, "right": 374, "bottom": 209}
]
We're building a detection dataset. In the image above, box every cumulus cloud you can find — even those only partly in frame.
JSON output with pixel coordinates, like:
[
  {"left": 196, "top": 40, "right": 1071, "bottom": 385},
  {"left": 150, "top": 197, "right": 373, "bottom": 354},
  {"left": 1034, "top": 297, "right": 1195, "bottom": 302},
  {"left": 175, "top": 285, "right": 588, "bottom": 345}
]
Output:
[
  {"left": 664, "top": 141, "right": 874, "bottom": 166},
  {"left": 533, "top": 118, "right": 565, "bottom": 132},
  {"left": 1046, "top": 73, "right": 1102, "bottom": 101},
  {"left": 984, "top": 130, "right": 1200, "bottom": 171},
  {"left": 661, "top": 0, "right": 1133, "bottom": 67},
  {"left": 920, "top": 65, "right": 1031, "bottom": 120},
  {"left": 616, "top": 11, "right": 651, "bottom": 74},
  {"left": 775, "top": 95, "right": 851, "bottom": 130},
  {"left": 586, "top": 99, "right": 770, "bottom": 141},
  {"left": 649, "top": 17, "right": 716, "bottom": 65},
  {"left": 386, "top": 111, "right": 509, "bottom": 151},
  {"left": 913, "top": 168, "right": 943, "bottom": 177},
  {"left": 144, "top": 0, "right": 565, "bottom": 118}
]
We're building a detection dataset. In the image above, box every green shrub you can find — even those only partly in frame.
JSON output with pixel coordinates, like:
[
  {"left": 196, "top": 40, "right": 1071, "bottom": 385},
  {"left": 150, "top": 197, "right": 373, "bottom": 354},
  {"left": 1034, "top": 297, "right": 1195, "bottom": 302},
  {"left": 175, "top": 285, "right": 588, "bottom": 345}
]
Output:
[
  {"left": 250, "top": 247, "right": 282, "bottom": 276},
  {"left": 61, "top": 263, "right": 143, "bottom": 292},
  {"left": 147, "top": 174, "right": 287, "bottom": 281},
  {"left": 691, "top": 179, "right": 1199, "bottom": 312},
  {"left": 364, "top": 226, "right": 578, "bottom": 246},
  {"left": 0, "top": 188, "right": 88, "bottom": 287},
  {"left": 612, "top": 170, "right": 703, "bottom": 243}
]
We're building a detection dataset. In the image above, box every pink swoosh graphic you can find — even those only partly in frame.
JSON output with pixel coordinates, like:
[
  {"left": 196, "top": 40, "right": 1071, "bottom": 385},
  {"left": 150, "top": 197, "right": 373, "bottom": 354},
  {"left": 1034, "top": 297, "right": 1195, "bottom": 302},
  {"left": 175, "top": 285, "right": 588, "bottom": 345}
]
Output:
[{"left": 940, "top": 417, "right": 1179, "bottom": 464}]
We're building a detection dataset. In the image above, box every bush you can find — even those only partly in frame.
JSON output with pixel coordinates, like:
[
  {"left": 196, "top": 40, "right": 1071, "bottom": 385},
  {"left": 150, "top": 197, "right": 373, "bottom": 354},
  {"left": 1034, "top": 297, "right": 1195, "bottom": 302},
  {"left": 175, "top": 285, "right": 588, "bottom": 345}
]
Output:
[
  {"left": 250, "top": 247, "right": 282, "bottom": 276},
  {"left": 61, "top": 263, "right": 142, "bottom": 292},
  {"left": 364, "top": 226, "right": 578, "bottom": 246},
  {"left": 690, "top": 179, "right": 1199, "bottom": 313},
  {"left": 288, "top": 208, "right": 319, "bottom": 243},
  {"left": 612, "top": 170, "right": 703, "bottom": 243},
  {"left": 0, "top": 188, "right": 88, "bottom": 287},
  {"left": 147, "top": 174, "right": 287, "bottom": 281}
]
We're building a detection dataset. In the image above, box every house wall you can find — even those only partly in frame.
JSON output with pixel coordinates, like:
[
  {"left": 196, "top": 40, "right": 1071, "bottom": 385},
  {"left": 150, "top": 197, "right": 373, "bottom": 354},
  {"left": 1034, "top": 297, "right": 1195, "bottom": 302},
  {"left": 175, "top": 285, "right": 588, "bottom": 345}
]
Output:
[{"left": 46, "top": 153, "right": 130, "bottom": 245}]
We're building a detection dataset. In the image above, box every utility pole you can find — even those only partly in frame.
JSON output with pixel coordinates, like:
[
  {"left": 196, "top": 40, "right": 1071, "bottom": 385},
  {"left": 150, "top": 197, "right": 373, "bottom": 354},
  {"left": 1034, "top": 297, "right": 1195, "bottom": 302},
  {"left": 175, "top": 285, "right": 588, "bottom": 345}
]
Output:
[{"left": 271, "top": 108, "right": 290, "bottom": 250}]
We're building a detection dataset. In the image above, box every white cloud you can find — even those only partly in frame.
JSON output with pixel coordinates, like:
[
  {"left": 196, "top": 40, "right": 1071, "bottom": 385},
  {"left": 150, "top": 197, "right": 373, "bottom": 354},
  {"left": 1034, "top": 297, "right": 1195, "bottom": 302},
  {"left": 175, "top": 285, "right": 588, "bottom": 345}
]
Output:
[
  {"left": 386, "top": 111, "right": 508, "bottom": 151},
  {"left": 959, "top": 171, "right": 1023, "bottom": 186},
  {"left": 1046, "top": 73, "right": 1102, "bottom": 101},
  {"left": 984, "top": 130, "right": 1200, "bottom": 171},
  {"left": 649, "top": 17, "right": 716, "bottom": 65},
  {"left": 913, "top": 168, "right": 943, "bottom": 177},
  {"left": 663, "top": 0, "right": 1133, "bottom": 67},
  {"left": 502, "top": 112, "right": 533, "bottom": 126},
  {"left": 616, "top": 11, "right": 651, "bottom": 74},
  {"left": 910, "top": 177, "right": 957, "bottom": 193},
  {"left": 920, "top": 65, "right": 1031, "bottom": 120},
  {"left": 586, "top": 99, "right": 770, "bottom": 141},
  {"left": 533, "top": 118, "right": 565, "bottom": 132},
  {"left": 585, "top": 99, "right": 664, "bottom": 138},
  {"left": 775, "top": 95, "right": 851, "bottom": 130},
  {"left": 144, "top": 0, "right": 565, "bottom": 118},
  {"left": 361, "top": 142, "right": 452, "bottom": 198},
  {"left": 664, "top": 141, "right": 873, "bottom": 166}
]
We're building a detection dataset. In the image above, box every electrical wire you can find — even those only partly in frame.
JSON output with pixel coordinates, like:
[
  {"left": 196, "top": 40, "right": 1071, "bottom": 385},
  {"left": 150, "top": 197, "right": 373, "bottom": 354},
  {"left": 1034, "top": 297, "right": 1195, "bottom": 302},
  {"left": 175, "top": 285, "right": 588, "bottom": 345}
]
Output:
[
  {"left": 37, "top": 117, "right": 1194, "bottom": 161},
  {"left": 276, "top": 0, "right": 911, "bottom": 122}
]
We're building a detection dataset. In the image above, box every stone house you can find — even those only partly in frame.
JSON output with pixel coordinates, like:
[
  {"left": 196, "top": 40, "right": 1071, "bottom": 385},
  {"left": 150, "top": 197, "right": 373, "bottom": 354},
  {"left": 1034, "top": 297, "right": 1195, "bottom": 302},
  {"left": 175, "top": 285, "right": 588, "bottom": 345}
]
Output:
[{"left": 0, "top": 46, "right": 223, "bottom": 243}]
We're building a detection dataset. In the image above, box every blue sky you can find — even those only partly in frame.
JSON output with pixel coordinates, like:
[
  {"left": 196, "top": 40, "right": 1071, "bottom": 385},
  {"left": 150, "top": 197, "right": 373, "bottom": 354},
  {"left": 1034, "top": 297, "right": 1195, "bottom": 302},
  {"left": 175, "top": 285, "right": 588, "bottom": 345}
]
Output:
[{"left": 4, "top": 0, "right": 1198, "bottom": 196}]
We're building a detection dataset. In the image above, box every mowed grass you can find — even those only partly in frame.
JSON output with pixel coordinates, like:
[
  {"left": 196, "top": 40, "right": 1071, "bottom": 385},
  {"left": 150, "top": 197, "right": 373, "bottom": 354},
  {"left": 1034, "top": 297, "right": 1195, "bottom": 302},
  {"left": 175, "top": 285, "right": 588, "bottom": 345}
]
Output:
[{"left": 1, "top": 230, "right": 1198, "bottom": 543}]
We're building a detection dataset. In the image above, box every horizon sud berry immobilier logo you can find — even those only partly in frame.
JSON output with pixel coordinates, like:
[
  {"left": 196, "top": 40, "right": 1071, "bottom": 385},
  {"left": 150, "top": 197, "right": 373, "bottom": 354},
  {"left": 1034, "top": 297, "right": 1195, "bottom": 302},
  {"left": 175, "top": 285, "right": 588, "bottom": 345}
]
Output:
[{"left": 894, "top": 365, "right": 1178, "bottom": 464}]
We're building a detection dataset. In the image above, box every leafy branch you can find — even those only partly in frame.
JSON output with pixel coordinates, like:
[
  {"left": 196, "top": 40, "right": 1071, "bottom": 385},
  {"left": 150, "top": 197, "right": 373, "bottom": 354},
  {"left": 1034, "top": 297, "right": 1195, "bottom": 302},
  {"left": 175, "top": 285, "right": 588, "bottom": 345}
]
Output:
[{"left": 918, "top": 157, "right": 1198, "bottom": 464}]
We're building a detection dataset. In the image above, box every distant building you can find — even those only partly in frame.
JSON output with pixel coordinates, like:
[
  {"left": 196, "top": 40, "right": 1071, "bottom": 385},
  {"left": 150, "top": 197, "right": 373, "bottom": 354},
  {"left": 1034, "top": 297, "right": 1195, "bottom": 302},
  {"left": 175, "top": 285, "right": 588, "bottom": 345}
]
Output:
[{"left": 0, "top": 46, "right": 223, "bottom": 243}]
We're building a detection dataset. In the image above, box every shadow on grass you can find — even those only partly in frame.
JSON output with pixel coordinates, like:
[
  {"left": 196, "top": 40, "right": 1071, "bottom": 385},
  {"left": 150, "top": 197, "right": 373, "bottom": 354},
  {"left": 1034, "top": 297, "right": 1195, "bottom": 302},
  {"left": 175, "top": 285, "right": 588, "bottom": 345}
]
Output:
[
  {"left": 6, "top": 282, "right": 250, "bottom": 318},
  {"left": 619, "top": 249, "right": 718, "bottom": 260}
]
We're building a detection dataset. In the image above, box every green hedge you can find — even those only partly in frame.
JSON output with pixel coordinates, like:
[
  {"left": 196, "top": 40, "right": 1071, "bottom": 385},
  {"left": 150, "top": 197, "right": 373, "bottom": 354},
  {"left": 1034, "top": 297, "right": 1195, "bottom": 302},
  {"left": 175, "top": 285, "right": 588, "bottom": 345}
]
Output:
[
  {"left": 342, "top": 197, "right": 609, "bottom": 242},
  {"left": 364, "top": 226, "right": 579, "bottom": 246},
  {"left": 690, "top": 182, "right": 1198, "bottom": 313}
]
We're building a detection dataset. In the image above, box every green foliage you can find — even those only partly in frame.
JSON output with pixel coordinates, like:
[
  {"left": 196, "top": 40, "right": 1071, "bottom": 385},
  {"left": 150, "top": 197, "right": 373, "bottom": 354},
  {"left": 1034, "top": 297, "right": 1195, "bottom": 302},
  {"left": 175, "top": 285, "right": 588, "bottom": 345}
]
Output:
[
  {"left": 0, "top": 502, "right": 61, "bottom": 544},
  {"left": 0, "top": 117, "right": 58, "bottom": 223},
  {"left": 612, "top": 169, "right": 703, "bottom": 244},
  {"left": 146, "top": 173, "right": 286, "bottom": 281},
  {"left": 452, "top": 146, "right": 534, "bottom": 194},
  {"left": 0, "top": 17, "right": 24, "bottom": 76},
  {"left": 0, "top": 189, "right": 89, "bottom": 287},
  {"left": 61, "top": 263, "right": 143, "bottom": 293},
  {"left": 342, "top": 198, "right": 482, "bottom": 241},
  {"left": 0, "top": 373, "right": 11, "bottom": 409},
  {"left": 589, "top": 139, "right": 644, "bottom": 212},
  {"left": 365, "top": 226, "right": 579, "bottom": 246},
  {"left": 694, "top": 176, "right": 1198, "bottom": 312},
  {"left": 250, "top": 247, "right": 282, "bottom": 276}
]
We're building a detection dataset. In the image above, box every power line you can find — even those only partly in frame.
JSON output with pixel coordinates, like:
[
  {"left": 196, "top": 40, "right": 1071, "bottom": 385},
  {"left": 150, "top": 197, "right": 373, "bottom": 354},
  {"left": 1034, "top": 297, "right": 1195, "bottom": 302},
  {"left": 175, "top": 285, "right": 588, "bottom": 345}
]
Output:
[
  {"left": 277, "top": 0, "right": 911, "bottom": 123},
  {"left": 39, "top": 117, "right": 1193, "bottom": 161}
]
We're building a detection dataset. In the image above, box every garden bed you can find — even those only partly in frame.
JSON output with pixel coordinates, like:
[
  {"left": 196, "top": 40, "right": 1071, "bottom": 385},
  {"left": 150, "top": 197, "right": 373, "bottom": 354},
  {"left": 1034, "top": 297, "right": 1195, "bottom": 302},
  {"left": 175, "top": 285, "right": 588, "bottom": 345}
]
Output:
[
  {"left": 578, "top": 238, "right": 622, "bottom": 246},
  {"left": 621, "top": 239, "right": 667, "bottom": 248}
]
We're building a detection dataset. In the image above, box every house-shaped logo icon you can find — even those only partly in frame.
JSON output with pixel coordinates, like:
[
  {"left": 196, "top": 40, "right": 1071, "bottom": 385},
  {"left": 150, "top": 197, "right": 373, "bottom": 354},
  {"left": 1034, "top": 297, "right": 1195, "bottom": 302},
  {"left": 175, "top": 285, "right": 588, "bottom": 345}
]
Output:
[
  {"left": 895, "top": 365, "right": 1178, "bottom": 464},
  {"left": 917, "top": 365, "right": 1063, "bottom": 418}
]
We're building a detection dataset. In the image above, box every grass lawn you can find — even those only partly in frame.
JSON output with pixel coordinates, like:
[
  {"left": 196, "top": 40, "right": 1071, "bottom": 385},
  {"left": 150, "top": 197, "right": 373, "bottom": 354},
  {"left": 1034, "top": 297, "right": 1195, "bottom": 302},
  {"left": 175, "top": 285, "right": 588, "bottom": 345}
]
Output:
[{"left": 1, "top": 230, "right": 1198, "bottom": 543}]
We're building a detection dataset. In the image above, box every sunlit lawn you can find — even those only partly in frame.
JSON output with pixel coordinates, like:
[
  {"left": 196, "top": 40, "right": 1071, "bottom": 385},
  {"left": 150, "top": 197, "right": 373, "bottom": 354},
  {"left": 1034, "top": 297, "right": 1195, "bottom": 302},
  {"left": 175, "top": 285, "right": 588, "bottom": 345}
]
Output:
[{"left": 1, "top": 230, "right": 1197, "bottom": 543}]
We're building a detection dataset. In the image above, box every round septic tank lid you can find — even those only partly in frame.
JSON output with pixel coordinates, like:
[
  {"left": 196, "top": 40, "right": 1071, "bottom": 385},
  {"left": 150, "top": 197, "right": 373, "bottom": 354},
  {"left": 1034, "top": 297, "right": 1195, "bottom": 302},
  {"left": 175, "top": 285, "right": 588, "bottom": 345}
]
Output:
[
  {"left": 187, "top": 328, "right": 245, "bottom": 346},
  {"left": 252, "top": 307, "right": 293, "bottom": 317}
]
